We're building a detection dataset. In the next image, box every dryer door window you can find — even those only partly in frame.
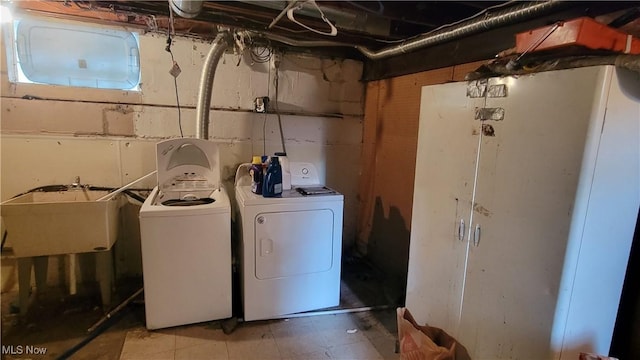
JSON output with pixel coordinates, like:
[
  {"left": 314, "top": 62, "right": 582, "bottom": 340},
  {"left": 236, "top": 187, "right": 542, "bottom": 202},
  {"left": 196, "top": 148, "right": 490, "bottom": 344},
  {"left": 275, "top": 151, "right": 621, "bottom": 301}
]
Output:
[{"left": 255, "top": 209, "right": 334, "bottom": 280}]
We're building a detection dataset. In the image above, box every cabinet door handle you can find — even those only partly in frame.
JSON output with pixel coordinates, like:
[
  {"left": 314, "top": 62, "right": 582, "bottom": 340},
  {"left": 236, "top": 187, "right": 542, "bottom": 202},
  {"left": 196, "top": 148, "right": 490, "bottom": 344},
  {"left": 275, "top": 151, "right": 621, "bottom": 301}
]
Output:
[
  {"left": 458, "top": 219, "right": 465, "bottom": 241},
  {"left": 473, "top": 224, "right": 481, "bottom": 247}
]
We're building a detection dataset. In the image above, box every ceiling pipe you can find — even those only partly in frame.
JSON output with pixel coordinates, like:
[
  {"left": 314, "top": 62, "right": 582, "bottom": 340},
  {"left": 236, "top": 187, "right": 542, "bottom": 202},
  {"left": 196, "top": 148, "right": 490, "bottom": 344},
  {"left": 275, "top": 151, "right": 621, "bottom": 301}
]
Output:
[
  {"left": 169, "top": 0, "right": 204, "bottom": 19},
  {"left": 196, "top": 31, "right": 232, "bottom": 140},
  {"left": 357, "top": 0, "right": 565, "bottom": 60},
  {"left": 261, "top": 1, "right": 566, "bottom": 60},
  {"left": 260, "top": 33, "right": 350, "bottom": 49}
]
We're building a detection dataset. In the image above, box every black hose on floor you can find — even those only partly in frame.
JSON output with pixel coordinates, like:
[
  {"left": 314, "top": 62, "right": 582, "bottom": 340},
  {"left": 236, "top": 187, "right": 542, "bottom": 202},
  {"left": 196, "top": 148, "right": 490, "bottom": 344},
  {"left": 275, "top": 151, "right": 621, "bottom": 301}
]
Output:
[
  {"left": 54, "top": 306, "right": 130, "bottom": 360},
  {"left": 55, "top": 287, "right": 144, "bottom": 359}
]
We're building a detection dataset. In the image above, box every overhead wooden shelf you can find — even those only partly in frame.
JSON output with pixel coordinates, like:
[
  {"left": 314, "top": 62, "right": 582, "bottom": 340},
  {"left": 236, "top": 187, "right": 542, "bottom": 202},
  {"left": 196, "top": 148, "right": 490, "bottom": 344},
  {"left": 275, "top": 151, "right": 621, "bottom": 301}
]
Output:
[{"left": 517, "top": 17, "right": 640, "bottom": 55}]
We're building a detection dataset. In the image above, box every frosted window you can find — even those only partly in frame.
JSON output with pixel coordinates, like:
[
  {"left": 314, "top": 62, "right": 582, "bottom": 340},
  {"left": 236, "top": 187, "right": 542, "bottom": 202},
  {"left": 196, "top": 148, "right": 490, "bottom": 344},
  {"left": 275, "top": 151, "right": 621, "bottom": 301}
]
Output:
[{"left": 14, "top": 18, "right": 140, "bottom": 90}]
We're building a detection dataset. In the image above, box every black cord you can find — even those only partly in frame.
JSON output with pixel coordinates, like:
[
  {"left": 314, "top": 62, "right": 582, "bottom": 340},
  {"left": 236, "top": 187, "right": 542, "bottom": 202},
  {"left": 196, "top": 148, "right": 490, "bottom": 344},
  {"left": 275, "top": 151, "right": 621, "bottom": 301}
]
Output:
[
  {"left": 8, "top": 185, "right": 150, "bottom": 204},
  {"left": 1, "top": 230, "right": 7, "bottom": 252},
  {"left": 88, "top": 186, "right": 150, "bottom": 203},
  {"left": 273, "top": 59, "right": 287, "bottom": 155},
  {"left": 263, "top": 55, "right": 270, "bottom": 156},
  {"left": 166, "top": 35, "right": 184, "bottom": 138},
  {"left": 262, "top": 112, "right": 267, "bottom": 155},
  {"left": 10, "top": 185, "right": 68, "bottom": 198},
  {"left": 123, "top": 189, "right": 147, "bottom": 203},
  {"left": 252, "top": 43, "right": 273, "bottom": 155}
]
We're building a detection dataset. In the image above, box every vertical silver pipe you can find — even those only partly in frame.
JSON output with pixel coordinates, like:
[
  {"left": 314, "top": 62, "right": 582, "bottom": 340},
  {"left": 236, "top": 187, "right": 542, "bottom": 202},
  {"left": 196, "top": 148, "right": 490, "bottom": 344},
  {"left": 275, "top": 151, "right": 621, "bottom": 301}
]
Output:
[
  {"left": 169, "top": 0, "right": 203, "bottom": 19},
  {"left": 195, "top": 31, "right": 232, "bottom": 140}
]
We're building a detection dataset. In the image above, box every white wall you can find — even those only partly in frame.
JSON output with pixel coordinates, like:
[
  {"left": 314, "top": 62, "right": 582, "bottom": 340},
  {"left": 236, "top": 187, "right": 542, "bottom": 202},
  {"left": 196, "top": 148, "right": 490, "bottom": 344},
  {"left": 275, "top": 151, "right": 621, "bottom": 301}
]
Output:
[{"left": 0, "top": 21, "right": 364, "bottom": 286}]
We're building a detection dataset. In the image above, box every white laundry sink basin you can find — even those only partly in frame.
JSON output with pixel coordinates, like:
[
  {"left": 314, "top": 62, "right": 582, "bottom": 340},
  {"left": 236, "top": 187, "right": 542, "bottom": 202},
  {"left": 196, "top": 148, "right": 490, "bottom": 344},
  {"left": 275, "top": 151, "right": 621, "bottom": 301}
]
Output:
[{"left": 1, "top": 190, "right": 123, "bottom": 257}]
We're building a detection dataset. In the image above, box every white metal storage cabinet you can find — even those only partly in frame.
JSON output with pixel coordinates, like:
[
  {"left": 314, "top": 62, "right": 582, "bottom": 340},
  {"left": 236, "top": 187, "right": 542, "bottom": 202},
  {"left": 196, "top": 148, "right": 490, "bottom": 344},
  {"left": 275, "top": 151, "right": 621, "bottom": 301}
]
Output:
[{"left": 405, "top": 66, "right": 640, "bottom": 359}]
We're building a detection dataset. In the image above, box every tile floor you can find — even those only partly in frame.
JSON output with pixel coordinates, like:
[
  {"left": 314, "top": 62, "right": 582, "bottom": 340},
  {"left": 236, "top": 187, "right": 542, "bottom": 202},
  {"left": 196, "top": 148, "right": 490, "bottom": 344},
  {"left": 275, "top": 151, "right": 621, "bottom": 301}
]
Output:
[
  {"left": 119, "top": 311, "right": 399, "bottom": 360},
  {"left": 1, "top": 256, "right": 402, "bottom": 360}
]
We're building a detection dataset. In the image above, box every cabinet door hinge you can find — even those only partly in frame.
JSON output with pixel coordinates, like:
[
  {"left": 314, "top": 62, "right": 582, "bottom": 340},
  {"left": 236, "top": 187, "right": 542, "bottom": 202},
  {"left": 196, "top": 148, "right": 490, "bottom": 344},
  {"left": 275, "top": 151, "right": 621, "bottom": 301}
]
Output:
[
  {"left": 467, "top": 79, "right": 488, "bottom": 98},
  {"left": 475, "top": 107, "right": 505, "bottom": 121},
  {"left": 467, "top": 81, "right": 508, "bottom": 98},
  {"left": 488, "top": 84, "right": 507, "bottom": 98}
]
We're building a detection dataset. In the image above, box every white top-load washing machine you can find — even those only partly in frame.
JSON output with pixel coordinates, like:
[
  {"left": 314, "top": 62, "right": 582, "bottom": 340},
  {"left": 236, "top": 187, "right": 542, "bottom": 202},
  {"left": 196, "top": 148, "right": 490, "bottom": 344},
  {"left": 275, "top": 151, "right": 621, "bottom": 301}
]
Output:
[
  {"left": 235, "top": 162, "right": 343, "bottom": 321},
  {"left": 139, "top": 138, "right": 231, "bottom": 330}
]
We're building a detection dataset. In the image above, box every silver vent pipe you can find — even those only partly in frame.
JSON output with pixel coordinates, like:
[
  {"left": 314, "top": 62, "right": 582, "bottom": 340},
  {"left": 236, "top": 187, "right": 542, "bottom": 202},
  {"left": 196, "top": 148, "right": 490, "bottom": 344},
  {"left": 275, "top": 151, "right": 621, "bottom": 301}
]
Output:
[
  {"left": 357, "top": 1, "right": 564, "bottom": 60},
  {"left": 196, "top": 31, "right": 232, "bottom": 140},
  {"left": 169, "top": 0, "right": 203, "bottom": 19},
  {"left": 261, "top": 1, "right": 565, "bottom": 61}
]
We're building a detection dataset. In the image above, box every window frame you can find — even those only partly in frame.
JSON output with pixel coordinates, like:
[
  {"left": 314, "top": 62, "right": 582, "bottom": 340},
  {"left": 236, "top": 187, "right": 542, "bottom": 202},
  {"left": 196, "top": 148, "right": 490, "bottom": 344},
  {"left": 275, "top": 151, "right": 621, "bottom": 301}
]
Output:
[{"left": 3, "top": 12, "right": 141, "bottom": 92}]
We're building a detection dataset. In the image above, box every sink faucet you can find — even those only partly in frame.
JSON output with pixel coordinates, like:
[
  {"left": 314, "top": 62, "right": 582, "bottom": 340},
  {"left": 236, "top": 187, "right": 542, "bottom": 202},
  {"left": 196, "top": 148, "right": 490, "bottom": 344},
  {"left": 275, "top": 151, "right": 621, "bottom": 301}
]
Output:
[{"left": 69, "top": 176, "right": 87, "bottom": 190}]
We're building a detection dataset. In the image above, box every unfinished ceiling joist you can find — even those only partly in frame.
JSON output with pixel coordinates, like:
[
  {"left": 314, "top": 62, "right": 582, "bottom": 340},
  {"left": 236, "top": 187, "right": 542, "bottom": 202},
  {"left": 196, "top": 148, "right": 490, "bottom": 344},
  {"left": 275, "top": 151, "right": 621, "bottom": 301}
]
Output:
[{"left": 7, "top": 1, "right": 640, "bottom": 80}]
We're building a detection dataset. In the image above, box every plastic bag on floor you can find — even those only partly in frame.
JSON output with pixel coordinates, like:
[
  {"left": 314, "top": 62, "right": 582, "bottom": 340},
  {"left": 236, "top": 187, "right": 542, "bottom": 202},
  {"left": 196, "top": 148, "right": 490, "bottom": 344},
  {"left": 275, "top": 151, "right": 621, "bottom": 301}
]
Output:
[{"left": 397, "top": 307, "right": 470, "bottom": 360}]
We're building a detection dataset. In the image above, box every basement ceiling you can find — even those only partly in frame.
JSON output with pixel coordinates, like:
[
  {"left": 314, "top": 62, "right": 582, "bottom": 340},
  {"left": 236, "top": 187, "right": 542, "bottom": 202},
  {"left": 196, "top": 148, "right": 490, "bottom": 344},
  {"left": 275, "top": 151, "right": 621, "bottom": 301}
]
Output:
[{"left": 10, "top": 1, "right": 640, "bottom": 80}]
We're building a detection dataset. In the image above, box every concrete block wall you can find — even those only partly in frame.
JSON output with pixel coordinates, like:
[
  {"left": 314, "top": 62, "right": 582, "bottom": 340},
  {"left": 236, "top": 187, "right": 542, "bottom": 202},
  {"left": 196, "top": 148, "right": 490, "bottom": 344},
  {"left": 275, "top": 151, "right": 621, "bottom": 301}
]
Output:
[{"left": 0, "top": 22, "right": 364, "bottom": 290}]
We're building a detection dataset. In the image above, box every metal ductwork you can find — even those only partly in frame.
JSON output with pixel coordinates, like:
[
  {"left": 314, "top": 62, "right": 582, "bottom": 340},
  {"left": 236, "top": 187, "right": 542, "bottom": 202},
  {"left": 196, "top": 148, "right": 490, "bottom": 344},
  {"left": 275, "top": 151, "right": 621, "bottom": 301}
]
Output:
[
  {"left": 170, "top": 0, "right": 203, "bottom": 19},
  {"left": 196, "top": 31, "right": 232, "bottom": 140},
  {"left": 356, "top": 0, "right": 565, "bottom": 60},
  {"left": 262, "top": 1, "right": 566, "bottom": 61}
]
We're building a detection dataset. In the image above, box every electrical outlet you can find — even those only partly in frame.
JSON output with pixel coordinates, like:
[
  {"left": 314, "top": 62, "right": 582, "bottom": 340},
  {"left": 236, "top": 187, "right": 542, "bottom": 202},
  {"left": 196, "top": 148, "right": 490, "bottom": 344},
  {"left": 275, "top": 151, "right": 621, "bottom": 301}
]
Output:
[
  {"left": 254, "top": 96, "right": 269, "bottom": 113},
  {"left": 272, "top": 51, "right": 282, "bottom": 69}
]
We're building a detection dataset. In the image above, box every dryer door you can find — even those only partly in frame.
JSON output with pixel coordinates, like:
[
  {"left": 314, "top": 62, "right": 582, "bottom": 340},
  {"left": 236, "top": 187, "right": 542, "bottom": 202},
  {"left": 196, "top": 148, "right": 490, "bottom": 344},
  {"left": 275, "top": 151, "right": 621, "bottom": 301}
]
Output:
[{"left": 255, "top": 209, "right": 334, "bottom": 280}]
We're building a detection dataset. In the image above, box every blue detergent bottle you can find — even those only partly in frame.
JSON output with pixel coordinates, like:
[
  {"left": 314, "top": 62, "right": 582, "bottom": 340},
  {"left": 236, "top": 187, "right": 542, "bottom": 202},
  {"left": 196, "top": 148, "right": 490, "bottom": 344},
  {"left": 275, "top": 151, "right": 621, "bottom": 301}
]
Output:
[{"left": 262, "top": 156, "right": 283, "bottom": 197}]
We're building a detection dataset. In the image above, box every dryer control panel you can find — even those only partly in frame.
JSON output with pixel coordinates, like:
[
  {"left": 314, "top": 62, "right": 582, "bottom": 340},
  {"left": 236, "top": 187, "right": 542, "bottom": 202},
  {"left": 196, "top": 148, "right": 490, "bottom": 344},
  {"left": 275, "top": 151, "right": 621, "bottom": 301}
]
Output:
[{"left": 290, "top": 162, "right": 320, "bottom": 186}]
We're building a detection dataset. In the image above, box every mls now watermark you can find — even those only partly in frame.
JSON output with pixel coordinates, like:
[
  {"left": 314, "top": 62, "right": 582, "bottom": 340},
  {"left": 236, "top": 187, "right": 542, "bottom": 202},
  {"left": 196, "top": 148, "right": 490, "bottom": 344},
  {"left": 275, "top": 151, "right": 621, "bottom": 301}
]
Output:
[{"left": 2, "top": 345, "right": 48, "bottom": 356}]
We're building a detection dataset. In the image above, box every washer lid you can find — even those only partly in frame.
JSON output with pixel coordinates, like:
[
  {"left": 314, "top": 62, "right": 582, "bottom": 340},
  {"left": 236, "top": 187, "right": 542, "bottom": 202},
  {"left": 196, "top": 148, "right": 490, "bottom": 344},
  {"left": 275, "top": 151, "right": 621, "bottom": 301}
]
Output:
[{"left": 156, "top": 138, "right": 221, "bottom": 191}]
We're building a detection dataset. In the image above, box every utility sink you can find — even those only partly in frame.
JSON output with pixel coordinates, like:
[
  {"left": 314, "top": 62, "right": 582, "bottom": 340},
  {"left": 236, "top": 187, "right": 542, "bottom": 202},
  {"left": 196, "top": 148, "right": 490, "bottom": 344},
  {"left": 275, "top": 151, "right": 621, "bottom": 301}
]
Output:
[{"left": 1, "top": 190, "right": 123, "bottom": 257}]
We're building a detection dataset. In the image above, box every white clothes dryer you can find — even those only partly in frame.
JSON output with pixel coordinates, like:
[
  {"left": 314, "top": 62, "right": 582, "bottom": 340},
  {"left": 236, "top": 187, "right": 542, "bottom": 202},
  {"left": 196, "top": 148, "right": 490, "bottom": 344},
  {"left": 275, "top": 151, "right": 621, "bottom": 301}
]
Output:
[
  {"left": 140, "top": 138, "right": 231, "bottom": 330},
  {"left": 235, "top": 162, "right": 343, "bottom": 321}
]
